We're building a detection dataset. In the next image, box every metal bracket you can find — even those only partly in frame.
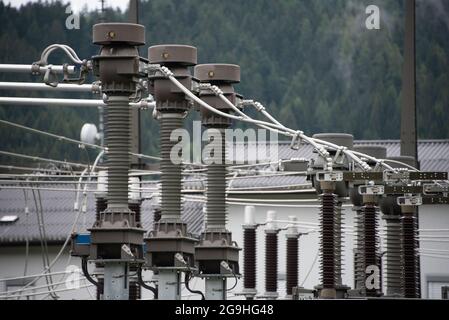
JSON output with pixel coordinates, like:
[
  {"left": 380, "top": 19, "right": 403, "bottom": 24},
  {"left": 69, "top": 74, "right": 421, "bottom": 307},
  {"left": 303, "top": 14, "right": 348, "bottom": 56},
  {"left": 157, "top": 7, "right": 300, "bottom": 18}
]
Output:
[
  {"left": 358, "top": 185, "right": 384, "bottom": 195},
  {"left": 316, "top": 171, "right": 343, "bottom": 182},
  {"left": 397, "top": 195, "right": 422, "bottom": 206}
]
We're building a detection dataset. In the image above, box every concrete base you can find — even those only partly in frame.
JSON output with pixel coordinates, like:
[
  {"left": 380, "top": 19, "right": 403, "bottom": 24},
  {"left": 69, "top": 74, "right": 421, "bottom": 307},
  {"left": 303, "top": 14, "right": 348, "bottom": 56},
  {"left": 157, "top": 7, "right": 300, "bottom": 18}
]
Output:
[{"left": 103, "top": 262, "right": 129, "bottom": 300}]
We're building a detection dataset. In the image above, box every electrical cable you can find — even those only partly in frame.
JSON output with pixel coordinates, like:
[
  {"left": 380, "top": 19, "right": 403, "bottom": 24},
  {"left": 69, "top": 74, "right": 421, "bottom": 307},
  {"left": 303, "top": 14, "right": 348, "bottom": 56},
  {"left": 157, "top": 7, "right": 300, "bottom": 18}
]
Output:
[
  {"left": 226, "top": 271, "right": 238, "bottom": 292},
  {"left": 136, "top": 267, "right": 158, "bottom": 298},
  {"left": 81, "top": 257, "right": 99, "bottom": 287},
  {"left": 184, "top": 271, "right": 205, "bottom": 300}
]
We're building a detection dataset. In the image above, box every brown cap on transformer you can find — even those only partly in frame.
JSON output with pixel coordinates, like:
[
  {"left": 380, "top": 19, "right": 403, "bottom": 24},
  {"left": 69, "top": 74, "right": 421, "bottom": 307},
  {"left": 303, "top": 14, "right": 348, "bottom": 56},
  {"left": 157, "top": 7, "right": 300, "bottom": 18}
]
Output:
[
  {"left": 194, "top": 64, "right": 240, "bottom": 83},
  {"left": 148, "top": 45, "right": 197, "bottom": 66},
  {"left": 93, "top": 23, "right": 145, "bottom": 46}
]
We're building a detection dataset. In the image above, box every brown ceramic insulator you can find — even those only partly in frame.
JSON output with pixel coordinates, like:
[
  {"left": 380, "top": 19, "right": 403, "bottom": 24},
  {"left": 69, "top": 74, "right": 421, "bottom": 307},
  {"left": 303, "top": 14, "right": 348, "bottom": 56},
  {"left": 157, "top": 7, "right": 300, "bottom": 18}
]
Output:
[
  {"left": 265, "top": 232, "right": 278, "bottom": 293},
  {"left": 354, "top": 208, "right": 365, "bottom": 290},
  {"left": 362, "top": 204, "right": 380, "bottom": 296},
  {"left": 320, "top": 193, "right": 337, "bottom": 289},
  {"left": 243, "top": 228, "right": 256, "bottom": 290},
  {"left": 383, "top": 214, "right": 403, "bottom": 296},
  {"left": 286, "top": 237, "right": 299, "bottom": 296},
  {"left": 402, "top": 214, "right": 419, "bottom": 298}
]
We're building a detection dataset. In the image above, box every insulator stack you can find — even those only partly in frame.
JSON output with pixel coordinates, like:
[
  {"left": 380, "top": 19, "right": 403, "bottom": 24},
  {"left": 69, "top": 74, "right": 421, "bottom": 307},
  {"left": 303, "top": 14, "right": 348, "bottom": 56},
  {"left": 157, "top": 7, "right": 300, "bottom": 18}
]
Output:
[
  {"left": 362, "top": 204, "right": 380, "bottom": 296},
  {"left": 286, "top": 236, "right": 299, "bottom": 296},
  {"left": 334, "top": 202, "right": 344, "bottom": 285},
  {"left": 205, "top": 128, "right": 227, "bottom": 230},
  {"left": 160, "top": 114, "right": 184, "bottom": 221},
  {"left": 243, "top": 227, "right": 256, "bottom": 297},
  {"left": 265, "top": 232, "right": 278, "bottom": 295},
  {"left": 106, "top": 95, "right": 132, "bottom": 209},
  {"left": 319, "top": 193, "right": 337, "bottom": 294},
  {"left": 402, "top": 212, "right": 420, "bottom": 298},
  {"left": 383, "top": 214, "right": 403, "bottom": 296},
  {"left": 354, "top": 208, "right": 365, "bottom": 290}
]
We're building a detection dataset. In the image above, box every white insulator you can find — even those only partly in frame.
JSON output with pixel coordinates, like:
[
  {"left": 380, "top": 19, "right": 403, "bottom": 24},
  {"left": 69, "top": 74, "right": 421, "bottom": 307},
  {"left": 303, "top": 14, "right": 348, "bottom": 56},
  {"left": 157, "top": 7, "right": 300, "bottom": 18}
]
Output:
[
  {"left": 244, "top": 205, "right": 256, "bottom": 226},
  {"left": 266, "top": 210, "right": 277, "bottom": 231},
  {"left": 97, "top": 170, "right": 108, "bottom": 193},
  {"left": 128, "top": 177, "right": 141, "bottom": 201},
  {"left": 286, "top": 216, "right": 299, "bottom": 236}
]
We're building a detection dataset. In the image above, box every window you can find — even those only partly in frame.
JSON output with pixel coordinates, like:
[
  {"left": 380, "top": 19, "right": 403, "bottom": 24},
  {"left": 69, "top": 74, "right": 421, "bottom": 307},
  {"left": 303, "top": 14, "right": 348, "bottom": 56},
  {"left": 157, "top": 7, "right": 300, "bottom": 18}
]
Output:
[{"left": 428, "top": 280, "right": 449, "bottom": 299}]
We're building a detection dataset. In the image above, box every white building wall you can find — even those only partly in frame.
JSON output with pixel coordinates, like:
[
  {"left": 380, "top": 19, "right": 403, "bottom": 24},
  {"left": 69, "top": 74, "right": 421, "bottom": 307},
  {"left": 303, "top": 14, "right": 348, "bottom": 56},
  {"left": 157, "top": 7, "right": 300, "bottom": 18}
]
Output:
[{"left": 1, "top": 204, "right": 448, "bottom": 300}]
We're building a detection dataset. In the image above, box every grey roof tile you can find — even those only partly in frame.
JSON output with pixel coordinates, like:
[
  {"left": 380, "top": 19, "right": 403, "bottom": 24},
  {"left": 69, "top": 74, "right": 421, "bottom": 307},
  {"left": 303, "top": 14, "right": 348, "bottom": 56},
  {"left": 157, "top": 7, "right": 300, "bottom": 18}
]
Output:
[{"left": 1, "top": 139, "right": 448, "bottom": 244}]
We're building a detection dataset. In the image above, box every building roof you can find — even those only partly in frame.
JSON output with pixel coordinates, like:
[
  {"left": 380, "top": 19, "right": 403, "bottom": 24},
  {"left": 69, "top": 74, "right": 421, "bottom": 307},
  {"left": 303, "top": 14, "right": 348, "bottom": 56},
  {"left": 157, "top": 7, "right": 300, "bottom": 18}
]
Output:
[{"left": 1, "top": 139, "right": 448, "bottom": 245}]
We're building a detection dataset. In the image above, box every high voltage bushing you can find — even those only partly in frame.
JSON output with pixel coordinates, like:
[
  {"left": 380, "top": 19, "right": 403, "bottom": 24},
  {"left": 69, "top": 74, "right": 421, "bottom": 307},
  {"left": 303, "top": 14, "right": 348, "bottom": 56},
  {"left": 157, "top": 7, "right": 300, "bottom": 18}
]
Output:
[
  {"left": 88, "top": 23, "right": 147, "bottom": 300},
  {"left": 379, "top": 196, "right": 402, "bottom": 297},
  {"left": 309, "top": 133, "right": 353, "bottom": 299},
  {"left": 144, "top": 45, "right": 198, "bottom": 299},
  {"left": 349, "top": 145, "right": 386, "bottom": 297},
  {"left": 194, "top": 64, "right": 241, "bottom": 300},
  {"left": 381, "top": 155, "right": 419, "bottom": 298},
  {"left": 389, "top": 156, "right": 420, "bottom": 298},
  {"left": 285, "top": 216, "right": 300, "bottom": 298},
  {"left": 264, "top": 211, "right": 279, "bottom": 299},
  {"left": 242, "top": 206, "right": 257, "bottom": 300}
]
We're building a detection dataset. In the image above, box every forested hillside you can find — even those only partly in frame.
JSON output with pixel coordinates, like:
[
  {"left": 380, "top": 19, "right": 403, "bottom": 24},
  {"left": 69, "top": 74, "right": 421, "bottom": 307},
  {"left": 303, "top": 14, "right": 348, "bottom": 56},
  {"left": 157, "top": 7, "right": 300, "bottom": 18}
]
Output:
[{"left": 0, "top": 0, "right": 448, "bottom": 163}]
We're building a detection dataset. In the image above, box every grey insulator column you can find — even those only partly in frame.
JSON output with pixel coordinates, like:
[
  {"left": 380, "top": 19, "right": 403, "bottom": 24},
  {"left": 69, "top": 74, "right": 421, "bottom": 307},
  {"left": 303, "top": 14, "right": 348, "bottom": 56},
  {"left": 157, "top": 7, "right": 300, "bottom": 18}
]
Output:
[
  {"left": 88, "top": 22, "right": 147, "bottom": 300},
  {"left": 107, "top": 95, "right": 131, "bottom": 209},
  {"left": 144, "top": 45, "right": 198, "bottom": 300},
  {"left": 205, "top": 128, "right": 227, "bottom": 229},
  {"left": 160, "top": 113, "right": 184, "bottom": 221},
  {"left": 194, "top": 64, "right": 242, "bottom": 300}
]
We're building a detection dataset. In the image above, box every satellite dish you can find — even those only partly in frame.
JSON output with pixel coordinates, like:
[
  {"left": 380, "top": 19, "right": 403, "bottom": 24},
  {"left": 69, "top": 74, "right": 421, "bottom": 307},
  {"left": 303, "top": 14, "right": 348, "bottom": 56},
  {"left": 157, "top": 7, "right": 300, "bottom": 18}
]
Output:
[{"left": 80, "top": 123, "right": 99, "bottom": 145}]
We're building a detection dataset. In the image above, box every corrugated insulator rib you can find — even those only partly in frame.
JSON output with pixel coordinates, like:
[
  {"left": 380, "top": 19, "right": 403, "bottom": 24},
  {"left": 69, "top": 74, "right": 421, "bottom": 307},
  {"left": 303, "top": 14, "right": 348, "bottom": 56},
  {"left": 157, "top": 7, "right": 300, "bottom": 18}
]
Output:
[
  {"left": 362, "top": 204, "right": 379, "bottom": 296},
  {"left": 205, "top": 128, "right": 227, "bottom": 230},
  {"left": 402, "top": 213, "right": 419, "bottom": 298},
  {"left": 354, "top": 208, "right": 365, "bottom": 290},
  {"left": 384, "top": 214, "right": 403, "bottom": 296},
  {"left": 320, "top": 193, "right": 337, "bottom": 289},
  {"left": 334, "top": 202, "right": 343, "bottom": 285},
  {"left": 286, "top": 237, "right": 299, "bottom": 296},
  {"left": 265, "top": 232, "right": 278, "bottom": 293},
  {"left": 160, "top": 114, "right": 183, "bottom": 221},
  {"left": 106, "top": 95, "right": 131, "bottom": 209},
  {"left": 243, "top": 228, "right": 256, "bottom": 291}
]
